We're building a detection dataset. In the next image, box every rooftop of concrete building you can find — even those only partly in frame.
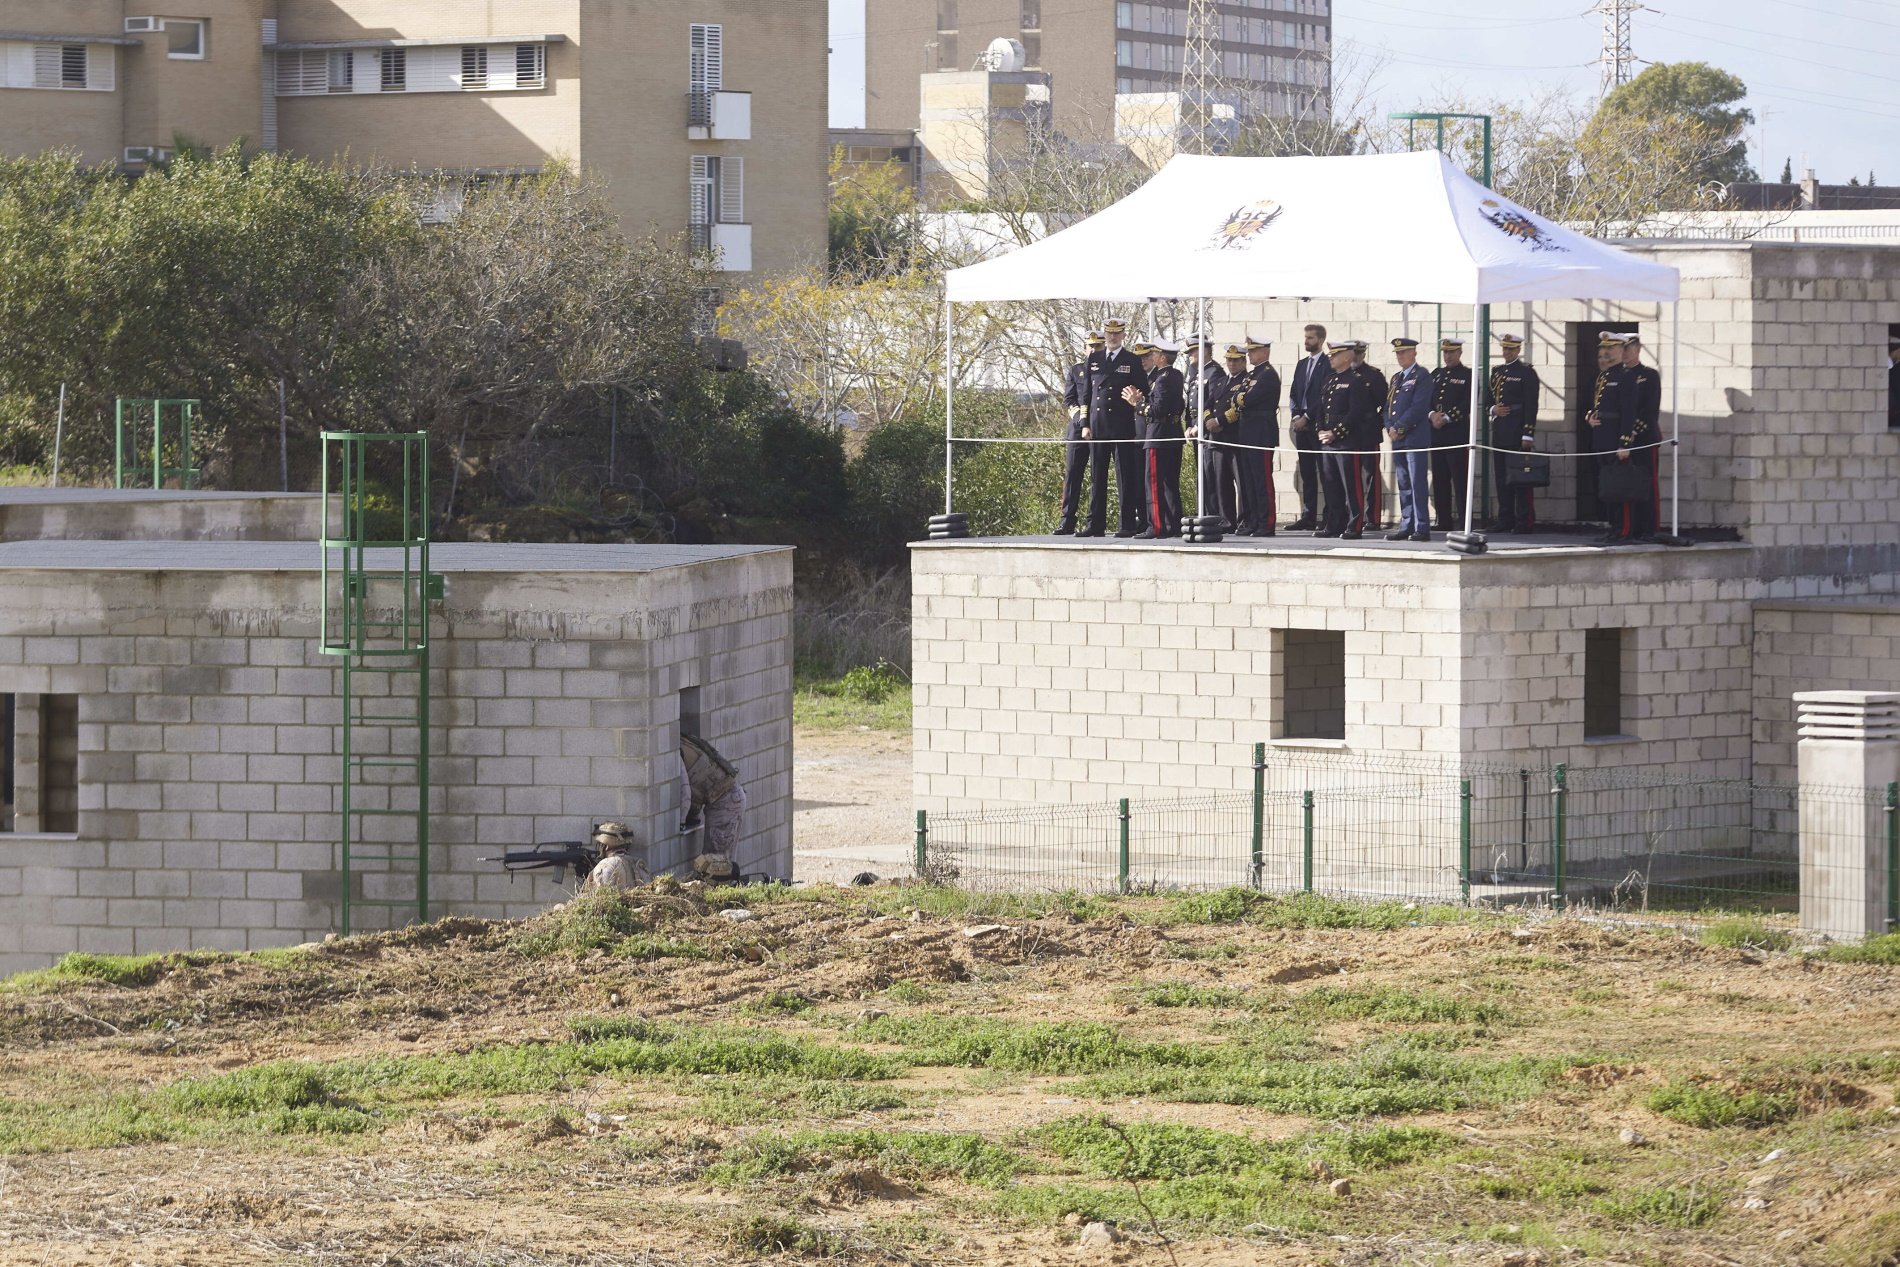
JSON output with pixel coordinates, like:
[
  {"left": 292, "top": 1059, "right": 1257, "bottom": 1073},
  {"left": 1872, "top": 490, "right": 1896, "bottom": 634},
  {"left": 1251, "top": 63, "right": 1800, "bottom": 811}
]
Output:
[
  {"left": 916, "top": 533, "right": 1748, "bottom": 562},
  {"left": 0, "top": 488, "right": 318, "bottom": 504},
  {"left": 0, "top": 541, "right": 789, "bottom": 572}
]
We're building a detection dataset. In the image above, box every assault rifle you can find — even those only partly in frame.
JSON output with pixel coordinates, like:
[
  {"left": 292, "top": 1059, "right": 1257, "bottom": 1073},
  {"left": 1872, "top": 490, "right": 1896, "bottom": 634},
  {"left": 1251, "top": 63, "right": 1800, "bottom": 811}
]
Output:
[{"left": 482, "top": 840, "right": 598, "bottom": 884}]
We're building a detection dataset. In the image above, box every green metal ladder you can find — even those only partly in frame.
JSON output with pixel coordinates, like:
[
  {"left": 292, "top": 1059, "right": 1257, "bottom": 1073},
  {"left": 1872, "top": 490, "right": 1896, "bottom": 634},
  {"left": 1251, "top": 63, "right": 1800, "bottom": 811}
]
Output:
[
  {"left": 115, "top": 397, "right": 202, "bottom": 489},
  {"left": 318, "top": 431, "right": 441, "bottom": 936}
]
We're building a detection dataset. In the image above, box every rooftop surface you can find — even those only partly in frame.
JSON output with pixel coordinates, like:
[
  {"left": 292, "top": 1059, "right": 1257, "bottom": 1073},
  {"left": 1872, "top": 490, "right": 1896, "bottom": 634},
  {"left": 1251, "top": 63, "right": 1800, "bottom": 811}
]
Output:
[
  {"left": 0, "top": 541, "right": 790, "bottom": 572},
  {"left": 0, "top": 488, "right": 319, "bottom": 505},
  {"left": 914, "top": 531, "right": 1742, "bottom": 561}
]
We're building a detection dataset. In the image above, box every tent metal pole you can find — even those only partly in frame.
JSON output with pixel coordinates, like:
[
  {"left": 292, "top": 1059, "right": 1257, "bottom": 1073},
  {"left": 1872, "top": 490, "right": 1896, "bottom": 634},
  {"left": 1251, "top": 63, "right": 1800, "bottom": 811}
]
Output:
[
  {"left": 1462, "top": 351, "right": 1480, "bottom": 539},
  {"left": 1670, "top": 300, "right": 1681, "bottom": 539},
  {"left": 944, "top": 297, "right": 954, "bottom": 515},
  {"left": 1196, "top": 296, "right": 1207, "bottom": 521}
]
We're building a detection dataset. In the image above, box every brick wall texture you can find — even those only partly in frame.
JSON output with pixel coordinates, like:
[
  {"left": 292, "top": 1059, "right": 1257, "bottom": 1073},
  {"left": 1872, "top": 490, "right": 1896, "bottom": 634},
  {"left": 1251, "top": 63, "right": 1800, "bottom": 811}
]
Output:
[{"left": 0, "top": 549, "right": 793, "bottom": 974}]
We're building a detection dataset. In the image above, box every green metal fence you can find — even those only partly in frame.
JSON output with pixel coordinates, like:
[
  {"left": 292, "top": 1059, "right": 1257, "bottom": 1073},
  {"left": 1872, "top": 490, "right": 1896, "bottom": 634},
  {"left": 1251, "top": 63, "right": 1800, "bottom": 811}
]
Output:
[{"left": 914, "top": 745, "right": 1895, "bottom": 926}]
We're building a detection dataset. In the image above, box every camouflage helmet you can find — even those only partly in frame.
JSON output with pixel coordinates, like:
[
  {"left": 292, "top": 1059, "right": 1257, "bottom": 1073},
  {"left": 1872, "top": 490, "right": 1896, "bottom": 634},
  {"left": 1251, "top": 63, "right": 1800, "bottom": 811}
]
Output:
[{"left": 592, "top": 821, "right": 637, "bottom": 854}]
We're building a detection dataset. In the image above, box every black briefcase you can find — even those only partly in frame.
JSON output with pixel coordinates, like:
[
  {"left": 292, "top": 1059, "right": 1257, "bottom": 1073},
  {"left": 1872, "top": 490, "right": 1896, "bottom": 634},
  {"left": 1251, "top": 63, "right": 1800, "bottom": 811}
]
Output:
[
  {"left": 1596, "top": 459, "right": 1648, "bottom": 503},
  {"left": 1502, "top": 453, "right": 1551, "bottom": 488}
]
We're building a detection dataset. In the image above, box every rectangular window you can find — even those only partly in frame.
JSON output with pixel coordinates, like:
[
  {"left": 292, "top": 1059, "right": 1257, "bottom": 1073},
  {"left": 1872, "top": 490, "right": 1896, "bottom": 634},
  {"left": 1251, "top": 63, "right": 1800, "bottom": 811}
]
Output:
[
  {"left": 380, "top": 47, "right": 406, "bottom": 90},
  {"left": 937, "top": 32, "right": 957, "bottom": 69},
  {"left": 41, "top": 694, "right": 76, "bottom": 833},
  {"left": 1, "top": 694, "right": 13, "bottom": 831},
  {"left": 1116, "top": 1, "right": 1133, "bottom": 28},
  {"left": 327, "top": 49, "right": 353, "bottom": 91},
  {"left": 1584, "top": 628, "right": 1627, "bottom": 739},
  {"left": 937, "top": 0, "right": 959, "bottom": 31},
  {"left": 689, "top": 156, "right": 744, "bottom": 236},
  {"left": 165, "top": 18, "right": 205, "bottom": 59},
  {"left": 516, "top": 43, "right": 545, "bottom": 89},
  {"left": 1278, "top": 629, "right": 1346, "bottom": 741},
  {"left": 1020, "top": 0, "right": 1041, "bottom": 28},
  {"left": 690, "top": 23, "right": 723, "bottom": 90},
  {"left": 1021, "top": 31, "right": 1041, "bottom": 65},
  {"left": 1888, "top": 323, "right": 1899, "bottom": 430},
  {"left": 680, "top": 686, "right": 703, "bottom": 737},
  {"left": 459, "top": 45, "right": 487, "bottom": 89}
]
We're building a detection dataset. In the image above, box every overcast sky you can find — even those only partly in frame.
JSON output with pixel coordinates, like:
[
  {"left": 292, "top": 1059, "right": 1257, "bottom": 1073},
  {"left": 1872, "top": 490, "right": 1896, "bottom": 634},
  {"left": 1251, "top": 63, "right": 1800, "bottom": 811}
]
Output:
[{"left": 827, "top": 0, "right": 1894, "bottom": 184}]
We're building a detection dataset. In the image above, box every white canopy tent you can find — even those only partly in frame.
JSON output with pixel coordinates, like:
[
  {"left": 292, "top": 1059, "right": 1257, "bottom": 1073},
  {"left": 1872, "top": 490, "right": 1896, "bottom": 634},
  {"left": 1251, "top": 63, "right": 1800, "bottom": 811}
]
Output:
[{"left": 937, "top": 150, "right": 1684, "bottom": 546}]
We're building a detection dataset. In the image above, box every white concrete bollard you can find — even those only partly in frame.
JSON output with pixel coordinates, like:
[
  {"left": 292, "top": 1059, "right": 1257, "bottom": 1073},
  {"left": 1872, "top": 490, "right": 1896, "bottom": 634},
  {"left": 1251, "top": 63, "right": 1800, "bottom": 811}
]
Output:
[{"left": 1794, "top": 691, "right": 1900, "bottom": 942}]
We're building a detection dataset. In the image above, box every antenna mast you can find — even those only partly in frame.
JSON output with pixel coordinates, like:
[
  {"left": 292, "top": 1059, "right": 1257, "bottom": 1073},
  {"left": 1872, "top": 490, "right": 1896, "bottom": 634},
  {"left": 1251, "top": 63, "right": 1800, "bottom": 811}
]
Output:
[
  {"left": 1180, "top": 0, "right": 1221, "bottom": 154},
  {"left": 1591, "top": 0, "right": 1642, "bottom": 98}
]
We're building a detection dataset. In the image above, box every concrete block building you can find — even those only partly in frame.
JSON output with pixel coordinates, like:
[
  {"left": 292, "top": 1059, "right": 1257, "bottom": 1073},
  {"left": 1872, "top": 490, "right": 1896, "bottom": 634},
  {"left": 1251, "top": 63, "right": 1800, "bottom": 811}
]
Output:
[
  {"left": 0, "top": 526, "right": 793, "bottom": 975},
  {"left": 911, "top": 240, "right": 1900, "bottom": 915}
]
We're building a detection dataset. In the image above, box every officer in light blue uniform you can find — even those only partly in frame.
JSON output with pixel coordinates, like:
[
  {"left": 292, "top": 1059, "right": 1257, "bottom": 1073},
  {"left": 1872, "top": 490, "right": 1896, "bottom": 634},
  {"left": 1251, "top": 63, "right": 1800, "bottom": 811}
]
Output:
[{"left": 1382, "top": 336, "right": 1435, "bottom": 542}]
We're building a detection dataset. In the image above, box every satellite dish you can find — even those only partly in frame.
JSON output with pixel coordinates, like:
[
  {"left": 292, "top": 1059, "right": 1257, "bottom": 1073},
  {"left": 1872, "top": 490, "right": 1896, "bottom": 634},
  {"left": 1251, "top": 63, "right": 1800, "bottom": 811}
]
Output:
[{"left": 977, "top": 37, "right": 1026, "bottom": 72}]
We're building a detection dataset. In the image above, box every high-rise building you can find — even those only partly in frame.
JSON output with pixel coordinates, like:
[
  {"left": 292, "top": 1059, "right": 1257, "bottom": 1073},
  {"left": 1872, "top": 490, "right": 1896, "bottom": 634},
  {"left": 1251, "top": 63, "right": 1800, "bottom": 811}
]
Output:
[
  {"left": 864, "top": 0, "right": 1332, "bottom": 143},
  {"left": 0, "top": 0, "right": 829, "bottom": 281}
]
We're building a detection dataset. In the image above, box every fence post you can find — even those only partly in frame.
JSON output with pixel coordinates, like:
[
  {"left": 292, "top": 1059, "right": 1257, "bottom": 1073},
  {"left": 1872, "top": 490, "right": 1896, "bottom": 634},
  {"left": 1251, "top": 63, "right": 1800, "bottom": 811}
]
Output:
[
  {"left": 1460, "top": 778, "right": 1473, "bottom": 906},
  {"left": 1118, "top": 798, "right": 1131, "bottom": 896},
  {"left": 1251, "top": 742, "right": 1265, "bottom": 889},
  {"left": 1888, "top": 781, "right": 1898, "bottom": 932},
  {"left": 914, "top": 809, "right": 928, "bottom": 879},
  {"left": 1551, "top": 763, "right": 1568, "bottom": 909},
  {"left": 1301, "top": 789, "right": 1314, "bottom": 893}
]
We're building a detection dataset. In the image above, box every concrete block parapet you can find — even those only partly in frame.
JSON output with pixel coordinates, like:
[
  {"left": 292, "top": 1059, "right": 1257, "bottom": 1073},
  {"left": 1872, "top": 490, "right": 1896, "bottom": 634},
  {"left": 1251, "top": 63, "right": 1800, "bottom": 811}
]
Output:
[{"left": 1794, "top": 692, "right": 1900, "bottom": 942}]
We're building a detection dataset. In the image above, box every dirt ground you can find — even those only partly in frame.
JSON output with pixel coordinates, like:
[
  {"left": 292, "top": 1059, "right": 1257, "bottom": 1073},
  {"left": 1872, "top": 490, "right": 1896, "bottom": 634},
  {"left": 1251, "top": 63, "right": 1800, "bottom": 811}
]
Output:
[
  {"left": 792, "top": 726, "right": 913, "bottom": 884},
  {"left": 1, "top": 885, "right": 1897, "bottom": 1267}
]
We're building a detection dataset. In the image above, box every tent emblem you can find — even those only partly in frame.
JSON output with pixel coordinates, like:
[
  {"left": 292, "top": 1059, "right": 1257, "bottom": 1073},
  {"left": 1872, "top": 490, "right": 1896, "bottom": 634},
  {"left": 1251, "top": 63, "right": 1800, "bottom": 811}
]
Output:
[
  {"left": 1208, "top": 199, "right": 1283, "bottom": 251},
  {"left": 1479, "top": 199, "right": 1566, "bottom": 254}
]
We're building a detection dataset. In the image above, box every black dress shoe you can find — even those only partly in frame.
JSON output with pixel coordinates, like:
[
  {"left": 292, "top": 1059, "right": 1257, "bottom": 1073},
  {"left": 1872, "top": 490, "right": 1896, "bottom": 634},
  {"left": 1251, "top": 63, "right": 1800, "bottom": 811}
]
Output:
[
  {"left": 1077, "top": 528, "right": 1105, "bottom": 537},
  {"left": 1254, "top": 527, "right": 1275, "bottom": 538},
  {"left": 1385, "top": 530, "right": 1412, "bottom": 542},
  {"left": 1287, "top": 518, "right": 1317, "bottom": 531},
  {"left": 1113, "top": 528, "right": 1139, "bottom": 538},
  {"left": 1052, "top": 524, "right": 1076, "bottom": 536},
  {"left": 1134, "top": 529, "right": 1160, "bottom": 540},
  {"left": 1341, "top": 531, "right": 1362, "bottom": 540},
  {"left": 1412, "top": 531, "right": 1432, "bottom": 542},
  {"left": 1230, "top": 526, "right": 1253, "bottom": 537},
  {"left": 1315, "top": 530, "right": 1340, "bottom": 539}
]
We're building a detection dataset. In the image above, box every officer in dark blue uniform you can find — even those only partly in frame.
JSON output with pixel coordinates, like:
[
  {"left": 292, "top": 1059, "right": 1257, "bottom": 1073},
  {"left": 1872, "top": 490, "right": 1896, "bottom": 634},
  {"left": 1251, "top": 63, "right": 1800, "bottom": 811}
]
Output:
[
  {"left": 1052, "top": 330, "right": 1103, "bottom": 535},
  {"left": 1428, "top": 338, "right": 1472, "bottom": 530},
  {"left": 1129, "top": 337, "right": 1186, "bottom": 538},
  {"left": 1316, "top": 341, "right": 1374, "bottom": 538},
  {"left": 1352, "top": 340, "right": 1388, "bottom": 528},
  {"left": 1594, "top": 332, "right": 1662, "bottom": 542},
  {"left": 1080, "top": 318, "right": 1147, "bottom": 537},
  {"left": 1485, "top": 332, "right": 1541, "bottom": 533},
  {"left": 1227, "top": 335, "right": 1281, "bottom": 536}
]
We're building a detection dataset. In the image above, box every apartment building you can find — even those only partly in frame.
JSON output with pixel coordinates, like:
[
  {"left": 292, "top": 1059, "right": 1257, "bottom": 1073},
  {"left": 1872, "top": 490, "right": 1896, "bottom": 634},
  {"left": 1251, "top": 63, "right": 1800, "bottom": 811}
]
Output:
[
  {"left": 865, "top": 0, "right": 1331, "bottom": 142},
  {"left": 0, "top": 0, "right": 826, "bottom": 280}
]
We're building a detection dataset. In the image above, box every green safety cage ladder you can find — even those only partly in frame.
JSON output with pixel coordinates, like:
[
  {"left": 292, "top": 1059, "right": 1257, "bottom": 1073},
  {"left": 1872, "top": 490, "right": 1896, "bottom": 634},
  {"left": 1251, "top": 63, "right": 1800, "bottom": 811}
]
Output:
[{"left": 114, "top": 398, "right": 202, "bottom": 490}]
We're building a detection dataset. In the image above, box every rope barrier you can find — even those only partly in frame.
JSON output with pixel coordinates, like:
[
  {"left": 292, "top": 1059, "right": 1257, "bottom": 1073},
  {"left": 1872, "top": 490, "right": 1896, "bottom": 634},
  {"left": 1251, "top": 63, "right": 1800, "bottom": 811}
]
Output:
[{"left": 947, "top": 434, "right": 1674, "bottom": 458}]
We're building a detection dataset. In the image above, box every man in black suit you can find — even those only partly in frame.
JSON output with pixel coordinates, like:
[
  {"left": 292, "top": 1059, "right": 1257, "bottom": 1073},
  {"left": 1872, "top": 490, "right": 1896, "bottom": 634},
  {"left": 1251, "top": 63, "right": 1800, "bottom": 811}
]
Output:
[
  {"left": 1052, "top": 331, "right": 1102, "bottom": 534},
  {"left": 1080, "top": 318, "right": 1147, "bottom": 537},
  {"left": 1889, "top": 336, "right": 1899, "bottom": 430},
  {"left": 1285, "top": 323, "right": 1331, "bottom": 531}
]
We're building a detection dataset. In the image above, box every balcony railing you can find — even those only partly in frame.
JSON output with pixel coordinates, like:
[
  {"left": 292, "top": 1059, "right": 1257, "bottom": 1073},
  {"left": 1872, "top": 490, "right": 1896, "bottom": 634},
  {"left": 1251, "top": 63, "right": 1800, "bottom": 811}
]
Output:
[
  {"left": 688, "top": 89, "right": 713, "bottom": 128},
  {"left": 688, "top": 222, "right": 713, "bottom": 255}
]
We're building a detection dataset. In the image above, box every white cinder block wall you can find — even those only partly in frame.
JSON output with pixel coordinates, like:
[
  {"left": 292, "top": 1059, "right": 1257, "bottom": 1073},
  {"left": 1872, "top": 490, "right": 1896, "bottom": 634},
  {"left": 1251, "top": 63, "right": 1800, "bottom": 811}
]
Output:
[{"left": 0, "top": 542, "right": 793, "bottom": 974}]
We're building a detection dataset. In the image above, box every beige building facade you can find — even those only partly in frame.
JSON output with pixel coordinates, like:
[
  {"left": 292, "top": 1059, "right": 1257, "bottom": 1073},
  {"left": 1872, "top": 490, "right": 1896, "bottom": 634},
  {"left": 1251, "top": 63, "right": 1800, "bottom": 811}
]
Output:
[
  {"left": 0, "top": 0, "right": 827, "bottom": 280},
  {"left": 865, "top": 0, "right": 1332, "bottom": 144}
]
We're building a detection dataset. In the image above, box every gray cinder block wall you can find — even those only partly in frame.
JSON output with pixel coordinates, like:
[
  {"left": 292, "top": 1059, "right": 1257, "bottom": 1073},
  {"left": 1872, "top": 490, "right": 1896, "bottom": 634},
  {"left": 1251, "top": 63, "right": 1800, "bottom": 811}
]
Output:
[
  {"left": 0, "top": 541, "right": 793, "bottom": 974},
  {"left": 0, "top": 490, "right": 323, "bottom": 542}
]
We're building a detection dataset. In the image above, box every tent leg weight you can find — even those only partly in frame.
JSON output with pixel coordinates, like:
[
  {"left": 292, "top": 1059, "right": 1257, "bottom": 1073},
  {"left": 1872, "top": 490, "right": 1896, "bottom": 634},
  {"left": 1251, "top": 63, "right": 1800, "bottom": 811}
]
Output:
[
  {"left": 926, "top": 513, "right": 971, "bottom": 540},
  {"left": 1446, "top": 531, "right": 1488, "bottom": 556},
  {"left": 1181, "top": 515, "right": 1225, "bottom": 544}
]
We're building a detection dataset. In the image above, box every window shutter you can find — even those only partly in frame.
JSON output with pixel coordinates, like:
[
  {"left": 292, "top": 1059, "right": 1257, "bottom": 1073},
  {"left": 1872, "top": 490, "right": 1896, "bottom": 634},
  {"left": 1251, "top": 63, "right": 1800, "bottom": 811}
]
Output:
[
  {"left": 277, "top": 50, "right": 326, "bottom": 95},
  {"left": 689, "top": 23, "right": 722, "bottom": 91},
  {"left": 459, "top": 45, "right": 487, "bottom": 89},
  {"left": 88, "top": 45, "right": 112, "bottom": 91},
  {"left": 689, "top": 155, "right": 713, "bottom": 225},
  {"left": 718, "top": 156, "right": 744, "bottom": 224},
  {"left": 515, "top": 43, "right": 544, "bottom": 88},
  {"left": 380, "top": 47, "right": 406, "bottom": 91}
]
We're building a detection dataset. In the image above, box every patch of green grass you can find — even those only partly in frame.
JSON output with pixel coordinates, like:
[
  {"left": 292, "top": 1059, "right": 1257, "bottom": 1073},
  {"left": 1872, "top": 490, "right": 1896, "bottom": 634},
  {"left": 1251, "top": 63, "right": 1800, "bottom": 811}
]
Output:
[
  {"left": 1132, "top": 981, "right": 1251, "bottom": 1009},
  {"left": 1467, "top": 1147, "right": 1615, "bottom": 1201},
  {"left": 692, "top": 1076, "right": 911, "bottom": 1125},
  {"left": 795, "top": 672, "right": 912, "bottom": 732},
  {"left": 1700, "top": 919, "right": 1795, "bottom": 953},
  {"left": 8, "top": 951, "right": 171, "bottom": 989},
  {"left": 727, "top": 1211, "right": 847, "bottom": 1257},
  {"left": 1645, "top": 1077, "right": 1798, "bottom": 1128},
  {"left": 1151, "top": 887, "right": 1490, "bottom": 931},
  {"left": 1028, "top": 1116, "right": 1449, "bottom": 1182},
  {"left": 711, "top": 1128, "right": 1025, "bottom": 1188},
  {"left": 1487, "top": 954, "right": 1573, "bottom": 973},
  {"left": 1287, "top": 984, "right": 1510, "bottom": 1026},
  {"left": 1820, "top": 932, "right": 1900, "bottom": 965},
  {"left": 852, "top": 885, "right": 1118, "bottom": 924},
  {"left": 1164, "top": 940, "right": 1246, "bottom": 961},
  {"left": 883, "top": 980, "right": 935, "bottom": 1004},
  {"left": 847, "top": 1014, "right": 1214, "bottom": 1075},
  {"left": 738, "top": 990, "right": 815, "bottom": 1017},
  {"left": 1593, "top": 1183, "right": 1726, "bottom": 1229},
  {"left": 510, "top": 890, "right": 649, "bottom": 957}
]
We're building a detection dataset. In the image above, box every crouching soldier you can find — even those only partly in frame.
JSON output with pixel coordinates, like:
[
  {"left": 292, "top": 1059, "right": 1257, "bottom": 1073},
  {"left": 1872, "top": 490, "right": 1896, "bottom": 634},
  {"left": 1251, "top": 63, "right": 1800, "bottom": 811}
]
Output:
[
  {"left": 681, "top": 732, "right": 747, "bottom": 881},
  {"left": 584, "top": 821, "right": 650, "bottom": 890}
]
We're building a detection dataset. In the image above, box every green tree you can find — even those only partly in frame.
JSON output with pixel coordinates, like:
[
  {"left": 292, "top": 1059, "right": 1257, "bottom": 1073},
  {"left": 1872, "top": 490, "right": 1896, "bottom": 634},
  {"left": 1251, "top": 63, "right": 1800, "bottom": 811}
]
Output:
[
  {"left": 1598, "top": 62, "right": 1756, "bottom": 184},
  {"left": 826, "top": 149, "right": 920, "bottom": 279},
  {"left": 1779, "top": 156, "right": 1793, "bottom": 183}
]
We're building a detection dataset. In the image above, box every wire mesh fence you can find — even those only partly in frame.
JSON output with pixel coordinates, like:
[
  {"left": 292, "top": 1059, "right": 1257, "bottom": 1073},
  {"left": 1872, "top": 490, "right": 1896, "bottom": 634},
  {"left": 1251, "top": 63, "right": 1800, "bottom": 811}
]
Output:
[{"left": 913, "top": 747, "right": 1899, "bottom": 933}]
